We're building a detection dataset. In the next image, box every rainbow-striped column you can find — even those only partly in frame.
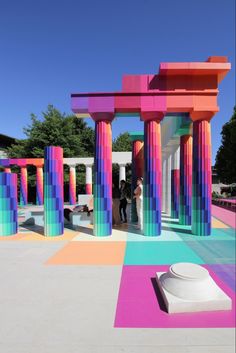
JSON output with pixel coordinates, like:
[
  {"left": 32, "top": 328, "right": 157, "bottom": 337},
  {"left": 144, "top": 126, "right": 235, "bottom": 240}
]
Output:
[
  {"left": 44, "top": 146, "right": 64, "bottom": 236},
  {"left": 36, "top": 166, "right": 44, "bottom": 205},
  {"left": 0, "top": 173, "right": 18, "bottom": 236},
  {"left": 171, "top": 146, "right": 180, "bottom": 219},
  {"left": 94, "top": 120, "right": 112, "bottom": 236},
  {"left": 85, "top": 165, "right": 92, "bottom": 194},
  {"left": 171, "top": 170, "right": 180, "bottom": 219},
  {"left": 179, "top": 135, "right": 192, "bottom": 225},
  {"left": 69, "top": 165, "right": 76, "bottom": 205},
  {"left": 20, "top": 166, "right": 28, "bottom": 206},
  {"left": 192, "top": 120, "right": 212, "bottom": 235},
  {"left": 144, "top": 120, "right": 162, "bottom": 236},
  {"left": 130, "top": 132, "right": 144, "bottom": 222}
]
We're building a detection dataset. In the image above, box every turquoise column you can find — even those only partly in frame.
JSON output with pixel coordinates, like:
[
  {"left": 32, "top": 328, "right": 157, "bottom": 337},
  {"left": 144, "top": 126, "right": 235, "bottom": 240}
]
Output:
[{"left": 0, "top": 173, "right": 18, "bottom": 236}]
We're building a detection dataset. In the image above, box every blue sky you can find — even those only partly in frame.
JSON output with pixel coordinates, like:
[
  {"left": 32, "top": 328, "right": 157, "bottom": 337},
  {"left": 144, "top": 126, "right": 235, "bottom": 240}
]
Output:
[{"left": 0, "top": 0, "right": 235, "bottom": 162}]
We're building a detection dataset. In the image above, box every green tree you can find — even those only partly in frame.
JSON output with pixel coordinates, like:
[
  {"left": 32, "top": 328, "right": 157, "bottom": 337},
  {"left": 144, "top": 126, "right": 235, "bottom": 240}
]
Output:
[
  {"left": 215, "top": 107, "right": 236, "bottom": 184},
  {"left": 7, "top": 105, "right": 95, "bottom": 201},
  {"left": 113, "top": 132, "right": 132, "bottom": 152}
]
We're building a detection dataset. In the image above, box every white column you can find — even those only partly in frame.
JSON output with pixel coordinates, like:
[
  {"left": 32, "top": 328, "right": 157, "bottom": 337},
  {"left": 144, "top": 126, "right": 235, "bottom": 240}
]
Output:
[
  {"left": 86, "top": 165, "right": 92, "bottom": 184},
  {"left": 119, "top": 164, "right": 126, "bottom": 182},
  {"left": 162, "top": 157, "right": 166, "bottom": 213},
  {"left": 164, "top": 153, "right": 172, "bottom": 216},
  {"left": 171, "top": 146, "right": 180, "bottom": 170}
]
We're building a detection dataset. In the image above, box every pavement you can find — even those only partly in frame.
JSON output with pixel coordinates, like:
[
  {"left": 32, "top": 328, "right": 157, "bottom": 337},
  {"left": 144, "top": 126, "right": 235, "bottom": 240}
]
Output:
[{"left": 0, "top": 205, "right": 235, "bottom": 353}]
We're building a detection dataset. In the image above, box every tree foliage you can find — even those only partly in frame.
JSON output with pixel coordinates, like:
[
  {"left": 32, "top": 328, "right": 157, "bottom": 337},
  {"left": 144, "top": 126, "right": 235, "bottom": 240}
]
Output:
[
  {"left": 215, "top": 107, "right": 236, "bottom": 184},
  {"left": 8, "top": 105, "right": 94, "bottom": 158},
  {"left": 112, "top": 132, "right": 132, "bottom": 152},
  {"left": 6, "top": 105, "right": 95, "bottom": 200}
]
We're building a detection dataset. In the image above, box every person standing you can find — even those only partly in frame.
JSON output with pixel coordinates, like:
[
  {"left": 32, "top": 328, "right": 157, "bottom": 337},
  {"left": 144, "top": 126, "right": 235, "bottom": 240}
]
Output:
[
  {"left": 119, "top": 180, "right": 128, "bottom": 223},
  {"left": 133, "top": 177, "right": 143, "bottom": 231},
  {"left": 112, "top": 183, "right": 121, "bottom": 226}
]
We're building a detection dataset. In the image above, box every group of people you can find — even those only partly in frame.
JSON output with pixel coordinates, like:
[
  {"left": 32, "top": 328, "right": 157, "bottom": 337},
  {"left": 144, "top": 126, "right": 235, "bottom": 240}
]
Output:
[{"left": 112, "top": 177, "right": 143, "bottom": 231}]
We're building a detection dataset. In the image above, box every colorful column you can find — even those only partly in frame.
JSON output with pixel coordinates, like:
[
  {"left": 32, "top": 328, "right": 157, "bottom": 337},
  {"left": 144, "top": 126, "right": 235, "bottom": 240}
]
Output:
[
  {"left": 179, "top": 135, "right": 192, "bottom": 225},
  {"left": 85, "top": 165, "right": 93, "bottom": 194},
  {"left": 94, "top": 119, "right": 112, "bottom": 236},
  {"left": 0, "top": 173, "right": 18, "bottom": 236},
  {"left": 119, "top": 164, "right": 126, "bottom": 182},
  {"left": 44, "top": 146, "right": 64, "bottom": 236},
  {"left": 130, "top": 132, "right": 144, "bottom": 222},
  {"left": 20, "top": 166, "right": 28, "bottom": 206},
  {"left": 143, "top": 119, "right": 162, "bottom": 236},
  {"left": 36, "top": 166, "right": 44, "bottom": 205},
  {"left": 192, "top": 119, "right": 212, "bottom": 236},
  {"left": 69, "top": 165, "right": 76, "bottom": 205},
  {"left": 171, "top": 146, "right": 180, "bottom": 219}
]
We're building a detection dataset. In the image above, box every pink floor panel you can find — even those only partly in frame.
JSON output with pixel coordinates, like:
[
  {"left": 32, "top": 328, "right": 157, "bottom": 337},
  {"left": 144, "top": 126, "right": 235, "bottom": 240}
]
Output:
[{"left": 114, "top": 265, "right": 235, "bottom": 328}]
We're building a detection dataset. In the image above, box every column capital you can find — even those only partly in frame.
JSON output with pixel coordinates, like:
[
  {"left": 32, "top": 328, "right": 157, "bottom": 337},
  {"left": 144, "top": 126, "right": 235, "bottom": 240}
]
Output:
[
  {"left": 91, "top": 112, "right": 115, "bottom": 122},
  {"left": 68, "top": 164, "right": 76, "bottom": 169},
  {"left": 190, "top": 111, "right": 215, "bottom": 122},
  {"left": 141, "top": 111, "right": 165, "bottom": 122}
]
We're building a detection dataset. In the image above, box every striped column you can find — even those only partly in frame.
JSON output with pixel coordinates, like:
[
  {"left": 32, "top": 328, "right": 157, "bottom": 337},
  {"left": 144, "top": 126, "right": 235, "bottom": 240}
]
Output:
[
  {"left": 0, "top": 173, "right": 18, "bottom": 236},
  {"left": 144, "top": 120, "right": 162, "bottom": 236},
  {"left": 179, "top": 135, "right": 192, "bottom": 225},
  {"left": 20, "top": 166, "right": 28, "bottom": 206},
  {"left": 94, "top": 120, "right": 112, "bottom": 236},
  {"left": 44, "top": 146, "right": 64, "bottom": 236},
  {"left": 192, "top": 120, "right": 212, "bottom": 235},
  {"left": 69, "top": 165, "right": 76, "bottom": 205},
  {"left": 130, "top": 137, "right": 144, "bottom": 222},
  {"left": 36, "top": 166, "right": 44, "bottom": 205},
  {"left": 85, "top": 165, "right": 93, "bottom": 194},
  {"left": 171, "top": 147, "right": 180, "bottom": 219},
  {"left": 131, "top": 136, "right": 144, "bottom": 222}
]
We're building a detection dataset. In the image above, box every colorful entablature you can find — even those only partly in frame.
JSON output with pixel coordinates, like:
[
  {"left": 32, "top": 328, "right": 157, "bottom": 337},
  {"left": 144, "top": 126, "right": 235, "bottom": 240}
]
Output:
[
  {"left": 71, "top": 56, "right": 231, "bottom": 121},
  {"left": 0, "top": 158, "right": 44, "bottom": 167}
]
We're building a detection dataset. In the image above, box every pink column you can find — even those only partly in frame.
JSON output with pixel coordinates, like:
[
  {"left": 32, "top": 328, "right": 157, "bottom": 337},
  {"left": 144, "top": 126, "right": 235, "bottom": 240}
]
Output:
[
  {"left": 36, "top": 166, "right": 44, "bottom": 205},
  {"left": 179, "top": 135, "right": 193, "bottom": 225},
  {"left": 142, "top": 115, "right": 163, "bottom": 236},
  {"left": 191, "top": 112, "right": 213, "bottom": 236},
  {"left": 20, "top": 166, "right": 28, "bottom": 205},
  {"left": 69, "top": 165, "right": 76, "bottom": 205}
]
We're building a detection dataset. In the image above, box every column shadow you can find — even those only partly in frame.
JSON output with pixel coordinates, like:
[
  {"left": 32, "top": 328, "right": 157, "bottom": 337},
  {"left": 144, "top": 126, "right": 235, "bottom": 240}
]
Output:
[{"left": 151, "top": 277, "right": 168, "bottom": 313}]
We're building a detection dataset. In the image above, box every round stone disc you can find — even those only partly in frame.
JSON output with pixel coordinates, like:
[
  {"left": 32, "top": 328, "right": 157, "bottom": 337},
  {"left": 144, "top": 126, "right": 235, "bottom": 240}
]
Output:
[{"left": 170, "top": 263, "right": 209, "bottom": 280}]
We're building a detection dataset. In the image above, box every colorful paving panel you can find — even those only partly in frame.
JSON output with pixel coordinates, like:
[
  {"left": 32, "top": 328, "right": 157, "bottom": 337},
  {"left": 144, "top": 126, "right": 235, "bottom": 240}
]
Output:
[{"left": 114, "top": 265, "right": 235, "bottom": 328}]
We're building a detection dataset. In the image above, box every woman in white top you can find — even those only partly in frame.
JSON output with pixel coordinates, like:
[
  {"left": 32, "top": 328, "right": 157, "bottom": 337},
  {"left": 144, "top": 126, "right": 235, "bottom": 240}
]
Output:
[{"left": 133, "top": 177, "right": 143, "bottom": 231}]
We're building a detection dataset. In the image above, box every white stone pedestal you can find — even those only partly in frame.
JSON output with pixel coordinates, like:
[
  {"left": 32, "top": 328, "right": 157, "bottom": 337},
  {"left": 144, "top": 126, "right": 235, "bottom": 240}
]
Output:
[{"left": 156, "top": 263, "right": 232, "bottom": 314}]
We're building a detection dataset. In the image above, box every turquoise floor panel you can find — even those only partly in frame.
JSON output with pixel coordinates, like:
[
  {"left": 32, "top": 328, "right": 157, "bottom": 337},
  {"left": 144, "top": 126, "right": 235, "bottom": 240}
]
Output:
[{"left": 124, "top": 241, "right": 205, "bottom": 265}]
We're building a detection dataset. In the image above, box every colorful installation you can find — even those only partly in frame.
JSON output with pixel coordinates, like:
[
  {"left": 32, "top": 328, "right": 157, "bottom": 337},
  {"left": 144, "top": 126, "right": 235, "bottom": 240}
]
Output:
[
  {"left": 71, "top": 57, "right": 230, "bottom": 237},
  {"left": 171, "top": 169, "right": 180, "bottom": 219},
  {"left": 85, "top": 165, "right": 92, "bottom": 194},
  {"left": 0, "top": 172, "right": 18, "bottom": 236},
  {"left": 44, "top": 146, "right": 64, "bottom": 236},
  {"left": 20, "top": 166, "right": 28, "bottom": 206},
  {"left": 94, "top": 120, "right": 112, "bottom": 236},
  {"left": 143, "top": 120, "right": 162, "bottom": 236},
  {"left": 179, "top": 135, "right": 192, "bottom": 225},
  {"left": 192, "top": 120, "right": 212, "bottom": 236},
  {"left": 130, "top": 132, "right": 144, "bottom": 222},
  {"left": 36, "top": 166, "right": 44, "bottom": 205},
  {"left": 69, "top": 165, "right": 76, "bottom": 205}
]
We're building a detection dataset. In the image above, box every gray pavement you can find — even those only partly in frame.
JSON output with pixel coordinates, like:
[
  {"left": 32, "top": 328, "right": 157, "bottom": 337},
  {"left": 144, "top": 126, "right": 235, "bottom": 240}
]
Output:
[{"left": 0, "top": 241, "right": 235, "bottom": 353}]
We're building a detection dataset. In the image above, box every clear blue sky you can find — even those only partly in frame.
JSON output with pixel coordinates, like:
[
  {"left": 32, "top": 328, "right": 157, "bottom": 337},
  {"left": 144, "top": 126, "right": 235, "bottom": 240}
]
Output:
[{"left": 0, "top": 0, "right": 235, "bottom": 162}]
